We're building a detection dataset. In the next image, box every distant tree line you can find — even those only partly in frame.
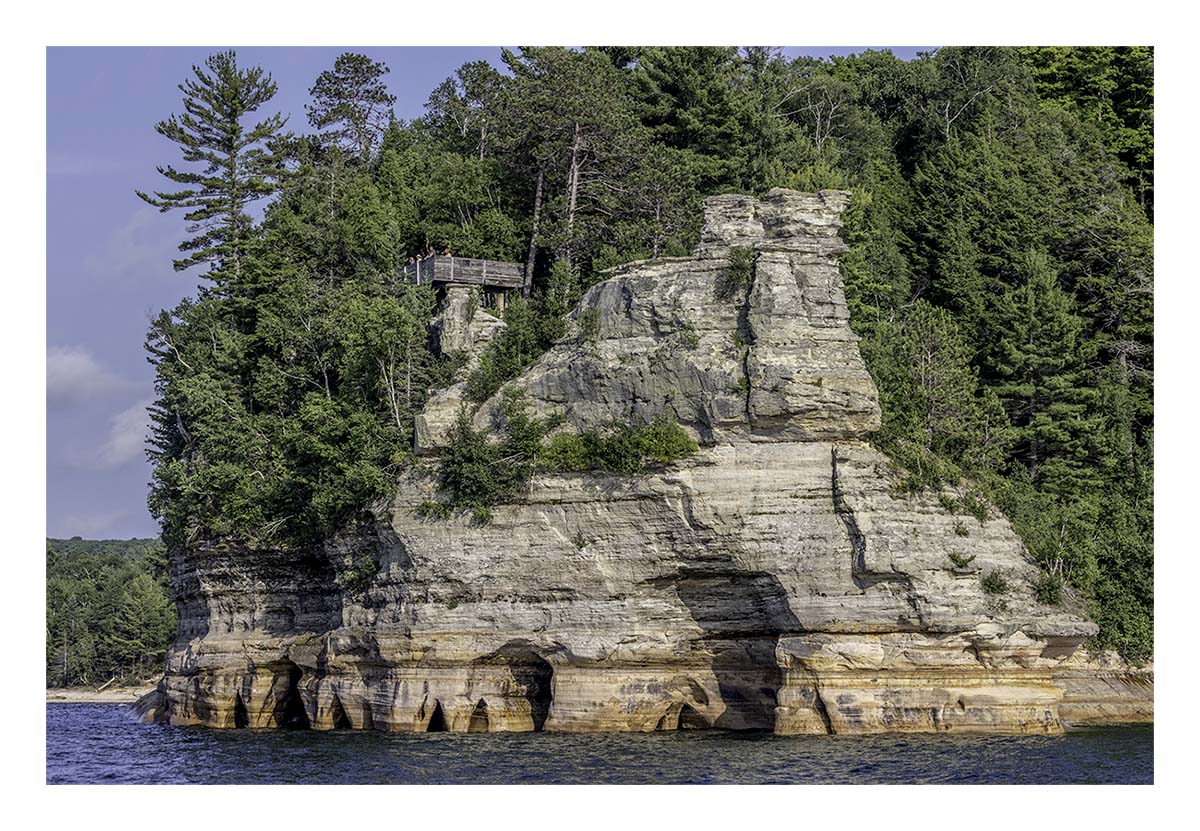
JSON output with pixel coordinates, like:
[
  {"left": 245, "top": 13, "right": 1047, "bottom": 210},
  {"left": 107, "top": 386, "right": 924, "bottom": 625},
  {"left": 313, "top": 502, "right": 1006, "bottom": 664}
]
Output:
[
  {"left": 136, "top": 46, "right": 1153, "bottom": 660},
  {"left": 46, "top": 538, "right": 176, "bottom": 687}
]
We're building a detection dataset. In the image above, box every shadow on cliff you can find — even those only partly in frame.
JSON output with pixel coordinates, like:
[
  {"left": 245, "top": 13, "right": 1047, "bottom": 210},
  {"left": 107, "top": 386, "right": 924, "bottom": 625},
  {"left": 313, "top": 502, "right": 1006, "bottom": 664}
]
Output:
[{"left": 670, "top": 570, "right": 802, "bottom": 731}]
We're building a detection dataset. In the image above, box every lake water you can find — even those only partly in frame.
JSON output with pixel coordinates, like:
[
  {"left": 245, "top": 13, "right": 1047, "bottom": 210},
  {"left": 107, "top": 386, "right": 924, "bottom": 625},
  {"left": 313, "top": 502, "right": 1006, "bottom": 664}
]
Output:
[{"left": 46, "top": 703, "right": 1152, "bottom": 784}]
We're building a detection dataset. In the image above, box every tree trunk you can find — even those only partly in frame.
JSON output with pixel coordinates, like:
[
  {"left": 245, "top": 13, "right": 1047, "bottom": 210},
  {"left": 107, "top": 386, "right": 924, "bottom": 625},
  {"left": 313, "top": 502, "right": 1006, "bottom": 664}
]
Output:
[
  {"left": 524, "top": 166, "right": 545, "bottom": 299},
  {"left": 652, "top": 201, "right": 663, "bottom": 258},
  {"left": 564, "top": 121, "right": 583, "bottom": 264}
]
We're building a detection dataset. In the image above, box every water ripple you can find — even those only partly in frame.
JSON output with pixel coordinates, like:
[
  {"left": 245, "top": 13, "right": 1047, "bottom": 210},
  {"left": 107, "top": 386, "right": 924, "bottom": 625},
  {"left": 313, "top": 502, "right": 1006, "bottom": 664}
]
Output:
[{"left": 45, "top": 704, "right": 1153, "bottom": 785}]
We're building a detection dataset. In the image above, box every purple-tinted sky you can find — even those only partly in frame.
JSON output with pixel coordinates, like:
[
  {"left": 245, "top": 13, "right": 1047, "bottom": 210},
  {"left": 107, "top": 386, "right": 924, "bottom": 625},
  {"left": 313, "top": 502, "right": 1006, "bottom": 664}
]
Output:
[{"left": 46, "top": 45, "right": 932, "bottom": 540}]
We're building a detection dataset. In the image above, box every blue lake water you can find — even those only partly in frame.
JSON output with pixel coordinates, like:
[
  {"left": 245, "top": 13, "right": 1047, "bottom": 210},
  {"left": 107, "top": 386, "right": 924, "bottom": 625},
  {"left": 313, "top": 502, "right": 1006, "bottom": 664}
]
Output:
[{"left": 46, "top": 703, "right": 1152, "bottom": 784}]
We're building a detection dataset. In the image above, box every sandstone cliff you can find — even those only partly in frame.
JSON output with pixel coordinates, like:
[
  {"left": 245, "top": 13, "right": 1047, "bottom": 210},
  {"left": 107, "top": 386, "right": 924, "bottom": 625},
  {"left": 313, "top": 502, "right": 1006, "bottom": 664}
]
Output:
[{"left": 138, "top": 189, "right": 1149, "bottom": 734}]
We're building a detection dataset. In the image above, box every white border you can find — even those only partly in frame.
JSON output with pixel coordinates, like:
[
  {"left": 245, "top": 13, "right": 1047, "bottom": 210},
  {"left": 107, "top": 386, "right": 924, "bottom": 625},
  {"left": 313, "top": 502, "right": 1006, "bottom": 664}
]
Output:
[{"left": 7, "top": 0, "right": 1193, "bottom": 820}]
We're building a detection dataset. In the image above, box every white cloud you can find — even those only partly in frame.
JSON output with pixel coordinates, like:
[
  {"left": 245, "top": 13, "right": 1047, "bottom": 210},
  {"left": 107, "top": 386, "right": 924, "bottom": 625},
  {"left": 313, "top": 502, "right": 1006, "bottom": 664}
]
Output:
[
  {"left": 93, "top": 397, "right": 155, "bottom": 469},
  {"left": 83, "top": 206, "right": 183, "bottom": 286},
  {"left": 46, "top": 345, "right": 130, "bottom": 406}
]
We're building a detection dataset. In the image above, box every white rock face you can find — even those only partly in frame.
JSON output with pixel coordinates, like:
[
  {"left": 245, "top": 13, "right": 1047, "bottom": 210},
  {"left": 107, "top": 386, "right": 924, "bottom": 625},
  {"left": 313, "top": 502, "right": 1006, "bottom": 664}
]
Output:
[
  {"left": 472, "top": 189, "right": 879, "bottom": 445},
  {"left": 413, "top": 285, "right": 505, "bottom": 453},
  {"left": 141, "top": 189, "right": 1135, "bottom": 736}
]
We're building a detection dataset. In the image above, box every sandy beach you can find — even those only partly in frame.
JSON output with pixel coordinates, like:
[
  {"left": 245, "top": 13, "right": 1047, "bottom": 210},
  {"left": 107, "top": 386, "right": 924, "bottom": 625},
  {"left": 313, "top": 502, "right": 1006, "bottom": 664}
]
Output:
[{"left": 46, "top": 683, "right": 157, "bottom": 704}]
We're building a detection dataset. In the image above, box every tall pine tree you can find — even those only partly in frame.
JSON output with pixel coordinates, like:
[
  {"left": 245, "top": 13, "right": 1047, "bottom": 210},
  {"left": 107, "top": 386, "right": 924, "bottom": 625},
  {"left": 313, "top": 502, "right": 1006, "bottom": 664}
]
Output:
[
  {"left": 307, "top": 52, "right": 397, "bottom": 161},
  {"left": 988, "top": 250, "right": 1097, "bottom": 497},
  {"left": 136, "top": 50, "right": 287, "bottom": 284}
]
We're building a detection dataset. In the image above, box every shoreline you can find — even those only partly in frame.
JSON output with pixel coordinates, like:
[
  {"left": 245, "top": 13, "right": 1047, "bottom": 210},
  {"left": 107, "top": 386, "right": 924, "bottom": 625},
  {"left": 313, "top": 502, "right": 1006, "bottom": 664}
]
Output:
[{"left": 46, "top": 684, "right": 157, "bottom": 704}]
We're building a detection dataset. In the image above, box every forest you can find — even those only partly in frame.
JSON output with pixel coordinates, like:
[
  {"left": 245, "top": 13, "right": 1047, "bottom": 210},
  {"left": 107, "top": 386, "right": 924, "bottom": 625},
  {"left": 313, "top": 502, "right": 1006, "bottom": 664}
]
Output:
[
  {"left": 46, "top": 538, "right": 176, "bottom": 686},
  {"left": 135, "top": 46, "right": 1153, "bottom": 660}
]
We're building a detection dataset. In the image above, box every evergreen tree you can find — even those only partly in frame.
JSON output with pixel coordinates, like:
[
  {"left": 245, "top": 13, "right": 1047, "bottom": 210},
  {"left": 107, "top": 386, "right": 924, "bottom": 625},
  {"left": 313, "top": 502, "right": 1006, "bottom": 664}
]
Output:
[
  {"left": 629, "top": 46, "right": 744, "bottom": 190},
  {"left": 46, "top": 540, "right": 176, "bottom": 686},
  {"left": 136, "top": 50, "right": 287, "bottom": 283},
  {"left": 1017, "top": 46, "right": 1154, "bottom": 213},
  {"left": 501, "top": 47, "right": 643, "bottom": 269},
  {"left": 307, "top": 53, "right": 397, "bottom": 160},
  {"left": 422, "top": 60, "right": 506, "bottom": 160},
  {"left": 108, "top": 573, "right": 176, "bottom": 677},
  {"left": 988, "top": 250, "right": 1097, "bottom": 497}
]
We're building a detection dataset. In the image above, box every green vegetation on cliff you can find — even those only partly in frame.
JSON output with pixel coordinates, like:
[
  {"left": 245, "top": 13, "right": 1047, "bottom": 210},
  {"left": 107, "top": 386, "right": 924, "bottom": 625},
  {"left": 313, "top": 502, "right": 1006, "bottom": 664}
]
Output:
[
  {"left": 431, "top": 390, "right": 698, "bottom": 516},
  {"left": 138, "top": 47, "right": 1153, "bottom": 659},
  {"left": 46, "top": 538, "right": 176, "bottom": 687}
]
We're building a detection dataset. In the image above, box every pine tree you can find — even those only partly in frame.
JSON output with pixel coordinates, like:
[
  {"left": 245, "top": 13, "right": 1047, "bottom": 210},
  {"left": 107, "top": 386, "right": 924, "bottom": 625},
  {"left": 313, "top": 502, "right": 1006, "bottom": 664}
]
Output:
[
  {"left": 901, "top": 301, "right": 987, "bottom": 460},
  {"left": 628, "top": 47, "right": 744, "bottom": 190},
  {"left": 988, "top": 250, "right": 1097, "bottom": 496},
  {"left": 307, "top": 53, "right": 397, "bottom": 161},
  {"left": 1016, "top": 46, "right": 1154, "bottom": 213},
  {"left": 136, "top": 50, "right": 287, "bottom": 283},
  {"left": 108, "top": 573, "right": 176, "bottom": 677},
  {"left": 422, "top": 60, "right": 506, "bottom": 160},
  {"left": 501, "top": 47, "right": 643, "bottom": 270},
  {"left": 862, "top": 300, "right": 999, "bottom": 487}
]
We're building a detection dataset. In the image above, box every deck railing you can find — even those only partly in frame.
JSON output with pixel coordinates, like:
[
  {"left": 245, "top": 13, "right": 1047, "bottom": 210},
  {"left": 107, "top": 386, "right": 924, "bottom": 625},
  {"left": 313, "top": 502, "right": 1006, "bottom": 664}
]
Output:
[{"left": 400, "top": 255, "right": 524, "bottom": 289}]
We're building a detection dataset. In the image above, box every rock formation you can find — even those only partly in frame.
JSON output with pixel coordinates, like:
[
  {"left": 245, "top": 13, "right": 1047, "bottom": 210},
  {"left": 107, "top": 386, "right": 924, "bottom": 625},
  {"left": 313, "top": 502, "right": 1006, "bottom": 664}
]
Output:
[
  {"left": 138, "top": 189, "right": 1150, "bottom": 734},
  {"left": 414, "top": 284, "right": 505, "bottom": 453}
]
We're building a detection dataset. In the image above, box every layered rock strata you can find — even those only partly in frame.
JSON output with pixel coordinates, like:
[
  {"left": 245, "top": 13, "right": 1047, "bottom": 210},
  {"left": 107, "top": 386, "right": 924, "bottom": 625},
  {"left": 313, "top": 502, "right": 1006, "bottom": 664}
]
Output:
[{"left": 139, "top": 189, "right": 1148, "bottom": 735}]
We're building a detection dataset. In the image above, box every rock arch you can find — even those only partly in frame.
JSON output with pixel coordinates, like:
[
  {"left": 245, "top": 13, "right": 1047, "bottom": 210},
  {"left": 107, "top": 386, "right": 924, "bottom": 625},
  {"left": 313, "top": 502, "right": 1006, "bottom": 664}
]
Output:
[
  {"left": 328, "top": 693, "right": 352, "bottom": 730},
  {"left": 468, "top": 699, "right": 490, "bottom": 733},
  {"left": 275, "top": 661, "right": 311, "bottom": 729},
  {"left": 655, "top": 701, "right": 712, "bottom": 731},
  {"left": 480, "top": 641, "right": 555, "bottom": 731},
  {"left": 679, "top": 703, "right": 708, "bottom": 729}
]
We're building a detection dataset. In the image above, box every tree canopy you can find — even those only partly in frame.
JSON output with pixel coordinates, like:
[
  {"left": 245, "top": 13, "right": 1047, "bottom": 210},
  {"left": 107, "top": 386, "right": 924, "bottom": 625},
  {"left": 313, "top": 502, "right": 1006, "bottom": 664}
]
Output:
[{"left": 46, "top": 539, "right": 176, "bottom": 686}]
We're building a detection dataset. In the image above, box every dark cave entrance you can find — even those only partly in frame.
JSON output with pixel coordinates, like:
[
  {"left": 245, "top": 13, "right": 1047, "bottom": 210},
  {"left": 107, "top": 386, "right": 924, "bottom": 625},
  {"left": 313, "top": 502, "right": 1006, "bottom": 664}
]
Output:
[
  {"left": 277, "top": 662, "right": 311, "bottom": 729},
  {"left": 671, "top": 570, "right": 801, "bottom": 730},
  {"left": 329, "top": 694, "right": 352, "bottom": 730},
  {"left": 505, "top": 649, "right": 554, "bottom": 731},
  {"left": 426, "top": 701, "right": 448, "bottom": 732},
  {"left": 655, "top": 702, "right": 710, "bottom": 731},
  {"left": 233, "top": 693, "right": 249, "bottom": 729},
  {"left": 468, "top": 699, "right": 490, "bottom": 733}
]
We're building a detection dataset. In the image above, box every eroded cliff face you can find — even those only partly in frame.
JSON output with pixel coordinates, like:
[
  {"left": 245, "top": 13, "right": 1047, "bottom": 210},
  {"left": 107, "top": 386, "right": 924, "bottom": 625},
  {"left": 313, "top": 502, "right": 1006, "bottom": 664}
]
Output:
[{"left": 139, "top": 189, "right": 1148, "bottom": 735}]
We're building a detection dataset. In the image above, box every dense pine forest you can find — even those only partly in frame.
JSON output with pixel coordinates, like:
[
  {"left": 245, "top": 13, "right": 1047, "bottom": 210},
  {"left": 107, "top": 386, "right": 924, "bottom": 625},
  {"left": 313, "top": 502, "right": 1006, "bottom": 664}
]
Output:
[
  {"left": 135, "top": 47, "right": 1153, "bottom": 660},
  {"left": 46, "top": 538, "right": 176, "bottom": 686}
]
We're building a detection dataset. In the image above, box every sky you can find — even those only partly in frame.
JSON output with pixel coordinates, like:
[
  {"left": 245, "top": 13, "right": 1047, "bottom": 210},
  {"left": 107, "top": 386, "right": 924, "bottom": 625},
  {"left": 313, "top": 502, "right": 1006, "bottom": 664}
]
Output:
[{"left": 45, "top": 45, "right": 934, "bottom": 540}]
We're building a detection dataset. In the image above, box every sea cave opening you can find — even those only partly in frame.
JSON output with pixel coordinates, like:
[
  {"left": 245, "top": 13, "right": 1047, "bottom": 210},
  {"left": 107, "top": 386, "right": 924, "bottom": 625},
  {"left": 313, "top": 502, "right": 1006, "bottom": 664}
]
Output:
[
  {"left": 468, "top": 699, "right": 490, "bottom": 733},
  {"left": 656, "top": 702, "right": 711, "bottom": 731},
  {"left": 426, "top": 701, "right": 448, "bottom": 732},
  {"left": 233, "top": 692, "right": 249, "bottom": 729},
  {"left": 329, "top": 694, "right": 352, "bottom": 730},
  {"left": 679, "top": 703, "right": 708, "bottom": 729},
  {"left": 277, "top": 662, "right": 311, "bottom": 730},
  {"left": 511, "top": 652, "right": 554, "bottom": 731}
]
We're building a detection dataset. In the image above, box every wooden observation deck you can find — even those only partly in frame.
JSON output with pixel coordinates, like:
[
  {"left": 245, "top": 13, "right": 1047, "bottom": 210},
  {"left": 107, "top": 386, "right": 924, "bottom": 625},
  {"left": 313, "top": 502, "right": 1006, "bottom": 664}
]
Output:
[{"left": 401, "top": 255, "right": 524, "bottom": 290}]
